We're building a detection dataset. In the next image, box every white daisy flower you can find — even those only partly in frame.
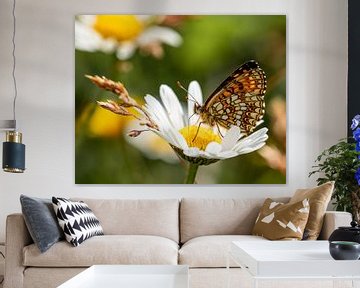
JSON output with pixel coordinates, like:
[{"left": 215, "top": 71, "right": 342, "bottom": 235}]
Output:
[
  {"left": 140, "top": 81, "right": 268, "bottom": 166},
  {"left": 75, "top": 15, "right": 182, "bottom": 60}
]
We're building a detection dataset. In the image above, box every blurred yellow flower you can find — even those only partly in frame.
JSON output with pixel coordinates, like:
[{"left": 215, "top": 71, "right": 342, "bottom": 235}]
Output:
[
  {"left": 93, "top": 16, "right": 143, "bottom": 42},
  {"left": 77, "top": 104, "right": 130, "bottom": 138},
  {"left": 89, "top": 106, "right": 125, "bottom": 137}
]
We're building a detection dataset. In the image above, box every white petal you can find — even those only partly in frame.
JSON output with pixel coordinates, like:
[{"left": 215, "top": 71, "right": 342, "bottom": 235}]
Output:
[
  {"left": 116, "top": 42, "right": 136, "bottom": 60},
  {"left": 160, "top": 85, "right": 184, "bottom": 130},
  {"left": 75, "top": 22, "right": 103, "bottom": 52},
  {"left": 235, "top": 137, "right": 268, "bottom": 152},
  {"left": 163, "top": 127, "right": 189, "bottom": 150},
  {"left": 203, "top": 144, "right": 238, "bottom": 160},
  {"left": 216, "top": 150, "right": 238, "bottom": 159},
  {"left": 155, "top": 129, "right": 178, "bottom": 148},
  {"left": 98, "top": 38, "right": 118, "bottom": 53},
  {"left": 153, "top": 126, "right": 183, "bottom": 149},
  {"left": 144, "top": 95, "right": 171, "bottom": 131},
  {"left": 234, "top": 142, "right": 266, "bottom": 155},
  {"left": 205, "top": 142, "right": 222, "bottom": 154},
  {"left": 189, "top": 81, "right": 203, "bottom": 106},
  {"left": 246, "top": 128, "right": 268, "bottom": 141},
  {"left": 183, "top": 147, "right": 201, "bottom": 158},
  {"left": 221, "top": 126, "right": 241, "bottom": 151},
  {"left": 255, "top": 119, "right": 264, "bottom": 127},
  {"left": 137, "top": 26, "right": 183, "bottom": 47},
  {"left": 77, "top": 15, "right": 96, "bottom": 26},
  {"left": 144, "top": 94, "right": 189, "bottom": 150},
  {"left": 233, "top": 128, "right": 268, "bottom": 151},
  {"left": 188, "top": 81, "right": 203, "bottom": 125}
]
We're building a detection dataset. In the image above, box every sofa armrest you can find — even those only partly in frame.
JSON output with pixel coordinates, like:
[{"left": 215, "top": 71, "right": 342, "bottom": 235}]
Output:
[
  {"left": 4, "top": 213, "right": 33, "bottom": 288},
  {"left": 318, "top": 211, "right": 352, "bottom": 240}
]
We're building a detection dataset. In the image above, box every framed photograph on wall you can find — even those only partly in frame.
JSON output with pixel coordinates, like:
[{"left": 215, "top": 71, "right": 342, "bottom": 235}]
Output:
[{"left": 75, "top": 15, "right": 286, "bottom": 184}]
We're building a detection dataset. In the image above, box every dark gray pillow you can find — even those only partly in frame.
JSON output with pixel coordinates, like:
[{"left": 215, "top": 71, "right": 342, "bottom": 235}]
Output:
[{"left": 20, "top": 195, "right": 64, "bottom": 253}]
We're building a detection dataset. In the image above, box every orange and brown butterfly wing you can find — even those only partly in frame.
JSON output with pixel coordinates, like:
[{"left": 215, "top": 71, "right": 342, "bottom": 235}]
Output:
[{"left": 203, "top": 60, "right": 267, "bottom": 135}]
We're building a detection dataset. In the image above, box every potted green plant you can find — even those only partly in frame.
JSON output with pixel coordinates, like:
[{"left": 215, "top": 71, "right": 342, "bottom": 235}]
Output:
[{"left": 309, "top": 115, "right": 360, "bottom": 222}]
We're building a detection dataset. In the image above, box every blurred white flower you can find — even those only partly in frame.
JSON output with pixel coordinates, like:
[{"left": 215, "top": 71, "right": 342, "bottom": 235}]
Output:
[
  {"left": 75, "top": 15, "right": 182, "bottom": 60},
  {"left": 125, "top": 120, "right": 179, "bottom": 164}
]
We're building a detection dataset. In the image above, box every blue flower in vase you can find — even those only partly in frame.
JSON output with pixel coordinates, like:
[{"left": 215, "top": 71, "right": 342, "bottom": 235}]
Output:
[
  {"left": 353, "top": 128, "right": 360, "bottom": 142},
  {"left": 356, "top": 168, "right": 360, "bottom": 186},
  {"left": 352, "top": 115, "right": 360, "bottom": 130},
  {"left": 357, "top": 142, "right": 360, "bottom": 152}
]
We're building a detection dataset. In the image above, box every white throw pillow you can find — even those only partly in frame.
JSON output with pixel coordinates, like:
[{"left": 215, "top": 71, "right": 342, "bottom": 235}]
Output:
[{"left": 52, "top": 197, "right": 103, "bottom": 247}]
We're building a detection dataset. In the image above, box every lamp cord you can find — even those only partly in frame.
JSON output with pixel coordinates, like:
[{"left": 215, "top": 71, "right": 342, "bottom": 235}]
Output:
[{"left": 12, "top": 0, "right": 17, "bottom": 129}]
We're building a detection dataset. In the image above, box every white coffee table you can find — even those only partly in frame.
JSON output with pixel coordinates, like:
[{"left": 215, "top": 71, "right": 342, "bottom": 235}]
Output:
[
  {"left": 228, "top": 241, "right": 360, "bottom": 288},
  {"left": 58, "top": 265, "right": 189, "bottom": 288}
]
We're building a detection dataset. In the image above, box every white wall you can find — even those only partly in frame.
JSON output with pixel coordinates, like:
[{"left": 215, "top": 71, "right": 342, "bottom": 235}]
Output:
[{"left": 0, "top": 0, "right": 348, "bottom": 242}]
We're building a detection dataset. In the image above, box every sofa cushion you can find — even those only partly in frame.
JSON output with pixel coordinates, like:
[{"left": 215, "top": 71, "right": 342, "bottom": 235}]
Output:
[
  {"left": 20, "top": 195, "right": 64, "bottom": 253},
  {"left": 23, "top": 235, "right": 178, "bottom": 267},
  {"left": 52, "top": 197, "right": 104, "bottom": 247},
  {"left": 72, "top": 199, "right": 179, "bottom": 243},
  {"left": 290, "top": 181, "right": 334, "bottom": 240},
  {"left": 179, "top": 235, "right": 267, "bottom": 268},
  {"left": 252, "top": 198, "right": 310, "bottom": 240},
  {"left": 180, "top": 198, "right": 288, "bottom": 243}
]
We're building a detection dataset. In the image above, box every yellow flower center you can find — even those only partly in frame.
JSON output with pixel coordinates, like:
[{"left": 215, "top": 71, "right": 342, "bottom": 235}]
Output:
[
  {"left": 93, "top": 15, "right": 143, "bottom": 42},
  {"left": 179, "top": 125, "right": 221, "bottom": 151}
]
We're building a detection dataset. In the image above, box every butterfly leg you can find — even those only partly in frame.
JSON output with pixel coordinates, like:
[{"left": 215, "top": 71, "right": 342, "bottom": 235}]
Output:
[
  {"left": 187, "top": 111, "right": 197, "bottom": 126},
  {"left": 192, "top": 121, "right": 204, "bottom": 142},
  {"left": 215, "top": 122, "right": 224, "bottom": 138}
]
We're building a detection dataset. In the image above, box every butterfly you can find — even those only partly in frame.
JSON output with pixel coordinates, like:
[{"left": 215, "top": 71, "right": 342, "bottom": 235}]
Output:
[{"left": 194, "top": 60, "right": 267, "bottom": 136}]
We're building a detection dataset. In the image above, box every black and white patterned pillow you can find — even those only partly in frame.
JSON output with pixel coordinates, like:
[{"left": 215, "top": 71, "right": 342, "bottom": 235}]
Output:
[{"left": 52, "top": 197, "right": 104, "bottom": 247}]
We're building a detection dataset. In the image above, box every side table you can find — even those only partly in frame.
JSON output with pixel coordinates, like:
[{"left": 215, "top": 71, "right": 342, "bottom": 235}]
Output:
[{"left": 227, "top": 240, "right": 360, "bottom": 288}]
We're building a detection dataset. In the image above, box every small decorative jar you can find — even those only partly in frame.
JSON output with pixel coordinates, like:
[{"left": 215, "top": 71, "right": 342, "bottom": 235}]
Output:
[
  {"left": 329, "top": 241, "right": 360, "bottom": 260},
  {"left": 329, "top": 221, "right": 360, "bottom": 244}
]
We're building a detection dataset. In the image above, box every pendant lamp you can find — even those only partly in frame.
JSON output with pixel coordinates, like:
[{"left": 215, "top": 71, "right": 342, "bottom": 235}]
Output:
[{"left": 1, "top": 0, "right": 26, "bottom": 173}]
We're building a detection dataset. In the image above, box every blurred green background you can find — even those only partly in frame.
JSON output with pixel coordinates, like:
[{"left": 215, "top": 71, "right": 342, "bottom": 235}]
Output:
[{"left": 75, "top": 15, "right": 286, "bottom": 184}]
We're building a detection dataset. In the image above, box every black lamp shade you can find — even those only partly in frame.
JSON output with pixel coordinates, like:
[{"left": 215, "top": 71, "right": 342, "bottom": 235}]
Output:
[{"left": 2, "top": 132, "right": 25, "bottom": 173}]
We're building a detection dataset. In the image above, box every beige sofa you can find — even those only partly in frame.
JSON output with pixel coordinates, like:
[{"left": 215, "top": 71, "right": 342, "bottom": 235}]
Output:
[{"left": 4, "top": 198, "right": 352, "bottom": 288}]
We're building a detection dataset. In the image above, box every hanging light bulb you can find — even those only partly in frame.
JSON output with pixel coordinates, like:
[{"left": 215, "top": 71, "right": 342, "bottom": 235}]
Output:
[{"left": 1, "top": 0, "right": 26, "bottom": 173}]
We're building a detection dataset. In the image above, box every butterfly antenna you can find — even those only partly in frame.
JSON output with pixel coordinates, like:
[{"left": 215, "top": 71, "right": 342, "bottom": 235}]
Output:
[{"left": 177, "top": 81, "right": 200, "bottom": 105}]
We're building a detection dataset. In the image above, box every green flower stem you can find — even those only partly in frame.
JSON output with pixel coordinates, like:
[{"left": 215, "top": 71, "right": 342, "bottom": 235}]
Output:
[{"left": 185, "top": 163, "right": 199, "bottom": 184}]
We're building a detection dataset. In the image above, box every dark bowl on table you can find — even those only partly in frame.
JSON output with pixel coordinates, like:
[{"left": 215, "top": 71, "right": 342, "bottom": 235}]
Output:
[{"left": 329, "top": 241, "right": 360, "bottom": 260}]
